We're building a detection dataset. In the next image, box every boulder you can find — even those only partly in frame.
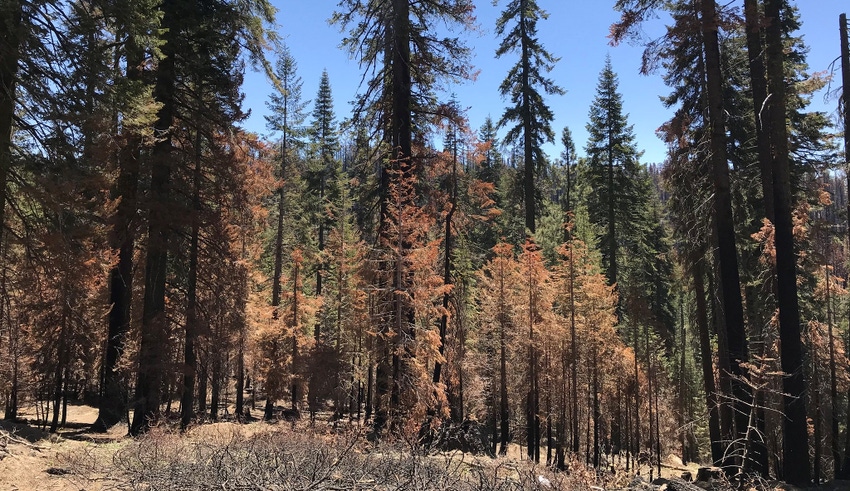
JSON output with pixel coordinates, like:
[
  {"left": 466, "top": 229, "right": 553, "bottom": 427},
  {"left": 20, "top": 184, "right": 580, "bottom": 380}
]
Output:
[{"left": 695, "top": 466, "right": 722, "bottom": 482}]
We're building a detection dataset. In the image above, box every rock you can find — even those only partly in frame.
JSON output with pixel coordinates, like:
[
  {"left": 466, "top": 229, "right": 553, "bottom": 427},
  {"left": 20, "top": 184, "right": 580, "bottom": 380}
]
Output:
[
  {"left": 667, "top": 454, "right": 684, "bottom": 467},
  {"left": 628, "top": 475, "right": 653, "bottom": 490},
  {"left": 652, "top": 478, "right": 671, "bottom": 487},
  {"left": 680, "top": 471, "right": 693, "bottom": 482},
  {"left": 695, "top": 466, "right": 722, "bottom": 482},
  {"left": 665, "top": 479, "right": 708, "bottom": 491}
]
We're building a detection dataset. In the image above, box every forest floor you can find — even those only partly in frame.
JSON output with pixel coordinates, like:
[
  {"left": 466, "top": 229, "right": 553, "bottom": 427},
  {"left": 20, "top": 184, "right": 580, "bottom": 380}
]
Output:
[{"left": 0, "top": 403, "right": 842, "bottom": 491}]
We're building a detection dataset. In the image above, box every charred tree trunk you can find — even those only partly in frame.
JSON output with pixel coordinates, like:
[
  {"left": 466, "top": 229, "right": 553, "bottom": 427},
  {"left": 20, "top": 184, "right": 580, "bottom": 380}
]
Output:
[
  {"left": 499, "top": 265, "right": 510, "bottom": 456},
  {"left": 694, "top": 260, "right": 723, "bottom": 464},
  {"left": 569, "top": 245, "right": 580, "bottom": 454},
  {"left": 51, "top": 301, "right": 69, "bottom": 433},
  {"left": 742, "top": 0, "right": 774, "bottom": 475},
  {"left": 197, "top": 355, "right": 207, "bottom": 415},
  {"left": 827, "top": 262, "right": 840, "bottom": 478},
  {"left": 0, "top": 0, "right": 22, "bottom": 251},
  {"left": 520, "top": 0, "right": 535, "bottom": 235},
  {"left": 94, "top": 33, "right": 143, "bottom": 434},
  {"left": 180, "top": 131, "right": 202, "bottom": 430},
  {"left": 592, "top": 345, "right": 600, "bottom": 469},
  {"left": 839, "top": 11, "right": 850, "bottom": 481},
  {"left": 763, "top": 1, "right": 811, "bottom": 484},
  {"left": 433, "top": 137, "right": 456, "bottom": 389},
  {"left": 235, "top": 322, "right": 245, "bottom": 420},
  {"left": 699, "top": 0, "right": 751, "bottom": 469},
  {"left": 130, "top": 0, "right": 177, "bottom": 436}
]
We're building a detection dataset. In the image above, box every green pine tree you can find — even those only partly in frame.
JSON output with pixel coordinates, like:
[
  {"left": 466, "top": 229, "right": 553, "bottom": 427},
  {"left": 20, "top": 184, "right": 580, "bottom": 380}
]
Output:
[
  {"left": 582, "top": 56, "right": 642, "bottom": 299},
  {"left": 494, "top": 0, "right": 563, "bottom": 235}
]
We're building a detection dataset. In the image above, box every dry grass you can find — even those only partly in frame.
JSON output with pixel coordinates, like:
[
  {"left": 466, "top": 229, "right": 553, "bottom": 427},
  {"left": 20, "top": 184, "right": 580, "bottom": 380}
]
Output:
[{"left": 0, "top": 416, "right": 619, "bottom": 490}]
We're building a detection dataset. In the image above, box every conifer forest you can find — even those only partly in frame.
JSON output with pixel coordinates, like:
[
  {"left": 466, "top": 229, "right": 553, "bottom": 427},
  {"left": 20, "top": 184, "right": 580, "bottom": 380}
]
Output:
[{"left": 2, "top": 0, "right": 850, "bottom": 489}]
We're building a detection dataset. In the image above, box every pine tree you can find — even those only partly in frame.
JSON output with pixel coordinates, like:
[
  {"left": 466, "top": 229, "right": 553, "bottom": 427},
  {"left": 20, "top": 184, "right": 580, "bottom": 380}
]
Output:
[
  {"left": 306, "top": 70, "right": 339, "bottom": 318},
  {"left": 494, "top": 0, "right": 563, "bottom": 235},
  {"left": 583, "top": 57, "right": 641, "bottom": 298},
  {"left": 263, "top": 43, "right": 308, "bottom": 419},
  {"left": 131, "top": 0, "right": 276, "bottom": 436},
  {"left": 477, "top": 242, "right": 517, "bottom": 456},
  {"left": 334, "top": 0, "right": 475, "bottom": 434}
]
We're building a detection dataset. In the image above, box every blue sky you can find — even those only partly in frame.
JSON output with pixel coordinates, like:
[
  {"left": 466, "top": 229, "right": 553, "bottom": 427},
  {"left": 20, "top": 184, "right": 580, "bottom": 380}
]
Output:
[{"left": 241, "top": 1, "right": 848, "bottom": 165}]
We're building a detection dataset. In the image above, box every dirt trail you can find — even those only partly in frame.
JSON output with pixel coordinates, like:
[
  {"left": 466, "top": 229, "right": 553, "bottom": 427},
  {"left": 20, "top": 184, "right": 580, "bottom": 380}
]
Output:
[{"left": 0, "top": 405, "right": 126, "bottom": 491}]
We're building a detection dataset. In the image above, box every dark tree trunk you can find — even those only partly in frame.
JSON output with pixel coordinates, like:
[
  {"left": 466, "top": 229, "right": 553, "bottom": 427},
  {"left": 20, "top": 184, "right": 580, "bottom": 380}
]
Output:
[
  {"left": 499, "top": 267, "right": 510, "bottom": 456},
  {"left": 433, "top": 140, "right": 456, "bottom": 388},
  {"left": 129, "top": 0, "right": 177, "bottom": 436},
  {"left": 180, "top": 133, "right": 202, "bottom": 430},
  {"left": 290, "top": 259, "right": 300, "bottom": 411},
  {"left": 526, "top": 279, "right": 537, "bottom": 462},
  {"left": 197, "top": 356, "right": 207, "bottom": 415},
  {"left": 365, "top": 360, "right": 373, "bottom": 422},
  {"left": 94, "top": 35, "right": 143, "bottom": 433},
  {"left": 520, "top": 0, "right": 534, "bottom": 235},
  {"left": 210, "top": 355, "right": 221, "bottom": 421},
  {"left": 839, "top": 11, "right": 850, "bottom": 481},
  {"left": 592, "top": 345, "right": 600, "bottom": 469},
  {"left": 679, "top": 298, "right": 688, "bottom": 463},
  {"left": 744, "top": 0, "right": 775, "bottom": 223},
  {"left": 826, "top": 263, "right": 839, "bottom": 478},
  {"left": 813, "top": 344, "right": 822, "bottom": 483},
  {"left": 0, "top": 0, "right": 22, "bottom": 249},
  {"left": 742, "top": 1, "right": 774, "bottom": 475},
  {"left": 632, "top": 320, "right": 641, "bottom": 465},
  {"left": 699, "top": 0, "right": 751, "bottom": 469},
  {"left": 50, "top": 308, "right": 68, "bottom": 433},
  {"left": 763, "top": 1, "right": 810, "bottom": 484},
  {"left": 693, "top": 260, "right": 723, "bottom": 465},
  {"left": 569, "top": 246, "right": 579, "bottom": 454},
  {"left": 235, "top": 325, "right": 245, "bottom": 421}
]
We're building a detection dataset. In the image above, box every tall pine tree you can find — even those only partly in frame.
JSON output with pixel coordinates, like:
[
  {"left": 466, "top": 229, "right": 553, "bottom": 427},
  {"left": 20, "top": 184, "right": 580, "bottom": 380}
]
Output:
[{"left": 495, "top": 0, "right": 563, "bottom": 235}]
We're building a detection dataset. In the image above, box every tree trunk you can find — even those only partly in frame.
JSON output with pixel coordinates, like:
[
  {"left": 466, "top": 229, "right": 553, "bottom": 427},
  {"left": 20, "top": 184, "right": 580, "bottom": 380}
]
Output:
[
  {"left": 0, "top": 0, "right": 22, "bottom": 253},
  {"left": 197, "top": 356, "right": 208, "bottom": 415},
  {"left": 130, "top": 0, "right": 177, "bottom": 436},
  {"left": 813, "top": 341, "right": 822, "bottom": 483},
  {"left": 632, "top": 319, "right": 641, "bottom": 465},
  {"left": 839, "top": 11, "right": 850, "bottom": 481},
  {"left": 520, "top": 0, "right": 534, "bottom": 235},
  {"left": 235, "top": 323, "right": 245, "bottom": 420},
  {"left": 180, "top": 132, "right": 202, "bottom": 430},
  {"left": 592, "top": 345, "right": 600, "bottom": 469},
  {"left": 433, "top": 139, "right": 456, "bottom": 388},
  {"left": 499, "top": 263, "right": 510, "bottom": 456},
  {"left": 763, "top": 1, "right": 811, "bottom": 484},
  {"left": 742, "top": 1, "right": 774, "bottom": 475},
  {"left": 50, "top": 305, "right": 69, "bottom": 433},
  {"left": 569, "top": 244, "right": 580, "bottom": 454},
  {"left": 291, "top": 258, "right": 300, "bottom": 411},
  {"left": 699, "top": 0, "right": 751, "bottom": 469},
  {"left": 679, "top": 298, "right": 688, "bottom": 463},
  {"left": 210, "top": 354, "right": 221, "bottom": 421},
  {"left": 743, "top": 0, "right": 775, "bottom": 223},
  {"left": 693, "top": 260, "right": 723, "bottom": 464},
  {"left": 827, "top": 263, "right": 840, "bottom": 478}
]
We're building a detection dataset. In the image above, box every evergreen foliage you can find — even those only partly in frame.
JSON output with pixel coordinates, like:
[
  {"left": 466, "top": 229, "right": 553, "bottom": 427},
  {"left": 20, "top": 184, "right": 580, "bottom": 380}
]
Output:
[{"left": 494, "top": 0, "right": 563, "bottom": 234}]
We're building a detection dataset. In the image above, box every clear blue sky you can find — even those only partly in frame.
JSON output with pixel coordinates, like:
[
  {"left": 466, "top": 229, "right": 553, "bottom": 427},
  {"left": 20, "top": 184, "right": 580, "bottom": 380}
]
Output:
[{"left": 241, "top": 1, "right": 848, "bottom": 165}]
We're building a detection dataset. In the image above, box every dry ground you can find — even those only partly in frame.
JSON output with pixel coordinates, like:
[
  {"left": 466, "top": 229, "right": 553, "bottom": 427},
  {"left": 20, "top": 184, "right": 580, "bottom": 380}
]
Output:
[{"left": 1, "top": 403, "right": 820, "bottom": 491}]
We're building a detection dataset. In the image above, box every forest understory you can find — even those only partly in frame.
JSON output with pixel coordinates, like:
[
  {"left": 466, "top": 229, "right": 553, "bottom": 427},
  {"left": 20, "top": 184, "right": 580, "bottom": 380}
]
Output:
[{"left": 0, "top": 402, "right": 841, "bottom": 491}]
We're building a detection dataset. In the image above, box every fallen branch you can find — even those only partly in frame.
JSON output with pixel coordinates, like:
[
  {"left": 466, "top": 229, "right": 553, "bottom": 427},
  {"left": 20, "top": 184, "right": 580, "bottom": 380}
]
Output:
[{"left": 0, "top": 429, "right": 46, "bottom": 451}]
